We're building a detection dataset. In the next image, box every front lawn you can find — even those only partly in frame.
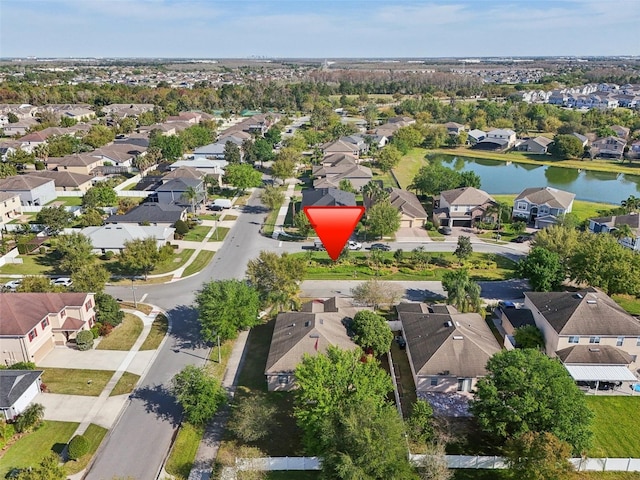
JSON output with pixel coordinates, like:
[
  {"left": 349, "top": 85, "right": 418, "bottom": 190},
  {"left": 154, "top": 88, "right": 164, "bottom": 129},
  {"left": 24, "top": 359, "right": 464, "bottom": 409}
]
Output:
[
  {"left": 151, "top": 249, "right": 195, "bottom": 275},
  {"left": 586, "top": 396, "right": 640, "bottom": 458},
  {"left": 182, "top": 226, "right": 211, "bottom": 242},
  {"left": 0, "top": 253, "right": 54, "bottom": 276},
  {"left": 208, "top": 227, "right": 230, "bottom": 242},
  {"left": 0, "top": 421, "right": 78, "bottom": 477},
  {"left": 110, "top": 371, "right": 141, "bottom": 396},
  {"left": 41, "top": 368, "right": 114, "bottom": 396},
  {"left": 140, "top": 313, "right": 169, "bottom": 350},
  {"left": 165, "top": 423, "right": 205, "bottom": 480},
  {"left": 182, "top": 250, "right": 215, "bottom": 277},
  {"left": 64, "top": 423, "right": 108, "bottom": 474},
  {"left": 199, "top": 213, "right": 220, "bottom": 221},
  {"left": 96, "top": 313, "right": 143, "bottom": 351},
  {"left": 293, "top": 251, "right": 516, "bottom": 281}
]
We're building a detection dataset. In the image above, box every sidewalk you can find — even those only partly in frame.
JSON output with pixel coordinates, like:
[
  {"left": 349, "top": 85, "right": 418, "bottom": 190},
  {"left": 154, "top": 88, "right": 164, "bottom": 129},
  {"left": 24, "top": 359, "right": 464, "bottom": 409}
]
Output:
[{"left": 271, "top": 180, "right": 297, "bottom": 239}]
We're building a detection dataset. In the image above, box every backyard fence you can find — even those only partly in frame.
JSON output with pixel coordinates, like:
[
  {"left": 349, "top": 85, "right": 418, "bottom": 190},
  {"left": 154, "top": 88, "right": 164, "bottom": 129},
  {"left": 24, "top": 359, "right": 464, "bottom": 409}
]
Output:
[{"left": 235, "top": 457, "right": 321, "bottom": 471}]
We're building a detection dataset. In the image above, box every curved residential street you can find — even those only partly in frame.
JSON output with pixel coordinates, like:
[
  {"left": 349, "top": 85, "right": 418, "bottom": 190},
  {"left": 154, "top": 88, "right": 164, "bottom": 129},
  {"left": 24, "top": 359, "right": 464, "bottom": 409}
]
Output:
[{"left": 87, "top": 189, "right": 528, "bottom": 480}]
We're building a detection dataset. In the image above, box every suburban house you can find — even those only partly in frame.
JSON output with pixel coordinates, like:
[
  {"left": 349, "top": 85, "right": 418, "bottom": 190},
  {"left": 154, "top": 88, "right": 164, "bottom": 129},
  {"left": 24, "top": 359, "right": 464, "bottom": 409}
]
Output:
[
  {"left": 169, "top": 159, "right": 226, "bottom": 185},
  {"left": 91, "top": 145, "right": 141, "bottom": 172},
  {"left": 592, "top": 136, "right": 627, "bottom": 159},
  {"left": 473, "top": 128, "right": 517, "bottom": 151},
  {"left": 571, "top": 132, "right": 589, "bottom": 147},
  {"left": 106, "top": 202, "right": 187, "bottom": 227},
  {"left": 155, "top": 177, "right": 206, "bottom": 212},
  {"left": 397, "top": 303, "right": 501, "bottom": 394},
  {"left": 53, "top": 154, "right": 104, "bottom": 175},
  {"left": 321, "top": 136, "right": 368, "bottom": 157},
  {"left": 301, "top": 188, "right": 356, "bottom": 208},
  {"left": 467, "top": 129, "right": 487, "bottom": 145},
  {"left": 312, "top": 160, "right": 373, "bottom": 191},
  {"left": 318, "top": 152, "right": 359, "bottom": 168},
  {"left": 525, "top": 288, "right": 640, "bottom": 385},
  {"left": 611, "top": 125, "right": 630, "bottom": 139},
  {"left": 512, "top": 186, "right": 575, "bottom": 228},
  {"left": 588, "top": 213, "right": 640, "bottom": 251},
  {"left": 192, "top": 142, "right": 226, "bottom": 160},
  {"left": 517, "top": 136, "right": 553, "bottom": 154},
  {"left": 0, "top": 143, "right": 18, "bottom": 161},
  {"left": 433, "top": 187, "right": 496, "bottom": 228},
  {"left": 163, "top": 166, "right": 204, "bottom": 182},
  {"left": 25, "top": 171, "right": 94, "bottom": 193},
  {"left": 0, "top": 370, "right": 44, "bottom": 421},
  {"left": 76, "top": 224, "right": 175, "bottom": 253},
  {"left": 493, "top": 302, "right": 536, "bottom": 350},
  {"left": 0, "top": 292, "right": 96, "bottom": 364},
  {"left": 2, "top": 118, "right": 39, "bottom": 137},
  {"left": 0, "top": 175, "right": 56, "bottom": 207},
  {"left": 445, "top": 122, "right": 466, "bottom": 135},
  {"left": 265, "top": 297, "right": 369, "bottom": 391},
  {"left": 386, "top": 188, "right": 428, "bottom": 228},
  {"left": 0, "top": 192, "right": 22, "bottom": 226},
  {"left": 102, "top": 103, "right": 155, "bottom": 118}
]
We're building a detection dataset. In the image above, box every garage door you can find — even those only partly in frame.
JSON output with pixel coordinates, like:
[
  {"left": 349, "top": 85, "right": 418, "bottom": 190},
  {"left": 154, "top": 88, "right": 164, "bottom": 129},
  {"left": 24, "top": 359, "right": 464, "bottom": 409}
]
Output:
[
  {"left": 400, "top": 219, "right": 413, "bottom": 228},
  {"left": 32, "top": 339, "right": 54, "bottom": 364},
  {"left": 452, "top": 219, "right": 471, "bottom": 227}
]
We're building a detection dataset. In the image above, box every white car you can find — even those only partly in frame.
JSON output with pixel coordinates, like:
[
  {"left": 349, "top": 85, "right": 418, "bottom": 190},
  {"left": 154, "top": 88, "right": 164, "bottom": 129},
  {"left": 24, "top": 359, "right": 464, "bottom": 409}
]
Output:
[
  {"left": 51, "top": 277, "right": 73, "bottom": 287},
  {"left": 3, "top": 279, "right": 22, "bottom": 291},
  {"left": 348, "top": 241, "right": 363, "bottom": 251}
]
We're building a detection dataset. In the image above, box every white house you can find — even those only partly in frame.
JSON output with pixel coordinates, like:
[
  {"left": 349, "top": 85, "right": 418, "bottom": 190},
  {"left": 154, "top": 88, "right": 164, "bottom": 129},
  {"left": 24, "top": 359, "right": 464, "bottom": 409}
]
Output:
[
  {"left": 75, "top": 224, "right": 175, "bottom": 253},
  {"left": 0, "top": 370, "right": 44, "bottom": 421},
  {"left": 512, "top": 187, "right": 575, "bottom": 228},
  {"left": 0, "top": 175, "right": 56, "bottom": 207}
]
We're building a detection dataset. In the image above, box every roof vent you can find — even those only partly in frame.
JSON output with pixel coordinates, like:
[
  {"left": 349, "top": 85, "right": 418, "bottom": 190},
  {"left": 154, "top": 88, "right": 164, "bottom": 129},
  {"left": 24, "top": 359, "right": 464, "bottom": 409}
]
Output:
[
  {"left": 309, "top": 333, "right": 319, "bottom": 338},
  {"left": 445, "top": 321, "right": 453, "bottom": 328},
  {"left": 289, "top": 323, "right": 296, "bottom": 327},
  {"left": 453, "top": 335, "right": 464, "bottom": 340},
  {"left": 304, "top": 321, "right": 310, "bottom": 327},
  {"left": 587, "top": 300, "right": 597, "bottom": 304},
  {"left": 574, "top": 293, "right": 583, "bottom": 299},
  {"left": 589, "top": 348, "right": 600, "bottom": 352}
]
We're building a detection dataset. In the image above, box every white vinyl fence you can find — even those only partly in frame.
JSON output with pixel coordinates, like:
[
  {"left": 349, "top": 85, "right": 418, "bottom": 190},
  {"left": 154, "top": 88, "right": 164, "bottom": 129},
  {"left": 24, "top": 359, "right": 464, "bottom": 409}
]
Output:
[{"left": 235, "top": 457, "right": 321, "bottom": 471}]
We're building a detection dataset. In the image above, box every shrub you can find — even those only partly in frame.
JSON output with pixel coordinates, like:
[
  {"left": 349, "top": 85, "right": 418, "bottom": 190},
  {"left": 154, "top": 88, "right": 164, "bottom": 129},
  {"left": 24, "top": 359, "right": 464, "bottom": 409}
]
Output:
[
  {"left": 90, "top": 326, "right": 100, "bottom": 339},
  {"left": 103, "top": 250, "right": 114, "bottom": 260},
  {"left": 76, "top": 330, "right": 94, "bottom": 351},
  {"left": 0, "top": 421, "right": 15, "bottom": 447},
  {"left": 174, "top": 219, "right": 189, "bottom": 236},
  {"left": 14, "top": 403, "right": 44, "bottom": 433},
  {"left": 67, "top": 434, "right": 90, "bottom": 460},
  {"left": 98, "top": 323, "right": 114, "bottom": 336},
  {"left": 9, "top": 361, "right": 36, "bottom": 370},
  {"left": 39, "top": 246, "right": 46, "bottom": 254},
  {"left": 424, "top": 221, "right": 435, "bottom": 231},
  {"left": 95, "top": 292, "right": 124, "bottom": 327}
]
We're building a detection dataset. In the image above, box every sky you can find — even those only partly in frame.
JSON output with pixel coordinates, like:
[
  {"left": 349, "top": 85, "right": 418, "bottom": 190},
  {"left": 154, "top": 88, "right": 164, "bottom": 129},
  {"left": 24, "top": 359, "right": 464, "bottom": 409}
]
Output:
[{"left": 1, "top": 0, "right": 639, "bottom": 58}]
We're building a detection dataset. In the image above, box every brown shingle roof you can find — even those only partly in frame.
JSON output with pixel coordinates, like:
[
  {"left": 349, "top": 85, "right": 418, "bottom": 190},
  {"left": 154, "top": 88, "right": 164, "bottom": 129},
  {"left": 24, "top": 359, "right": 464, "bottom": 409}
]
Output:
[
  {"left": 25, "top": 171, "right": 93, "bottom": 188},
  {"left": 440, "top": 187, "right": 495, "bottom": 206},
  {"left": 388, "top": 188, "right": 427, "bottom": 219},
  {"left": 0, "top": 293, "right": 89, "bottom": 336},
  {"left": 0, "top": 175, "right": 54, "bottom": 191},
  {"left": 515, "top": 187, "right": 575, "bottom": 209},
  {"left": 556, "top": 345, "right": 633, "bottom": 365},
  {"left": 525, "top": 288, "right": 640, "bottom": 336}
]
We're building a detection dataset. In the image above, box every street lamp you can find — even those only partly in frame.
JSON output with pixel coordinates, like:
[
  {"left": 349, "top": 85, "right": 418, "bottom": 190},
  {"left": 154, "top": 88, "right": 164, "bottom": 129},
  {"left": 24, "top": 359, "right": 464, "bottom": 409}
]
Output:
[{"left": 131, "top": 279, "right": 137, "bottom": 308}]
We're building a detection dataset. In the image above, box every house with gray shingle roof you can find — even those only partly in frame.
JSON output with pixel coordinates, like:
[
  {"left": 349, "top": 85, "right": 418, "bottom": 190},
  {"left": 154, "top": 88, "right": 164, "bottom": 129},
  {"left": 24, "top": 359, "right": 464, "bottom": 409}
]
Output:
[
  {"left": 387, "top": 188, "right": 428, "bottom": 228},
  {"left": 0, "top": 175, "right": 56, "bottom": 206},
  {"left": 155, "top": 177, "right": 205, "bottom": 212},
  {"left": 76, "top": 224, "right": 175, "bottom": 253},
  {"left": 0, "top": 370, "right": 44, "bottom": 421},
  {"left": 588, "top": 212, "right": 640, "bottom": 251},
  {"left": 106, "top": 202, "right": 187, "bottom": 227},
  {"left": 397, "top": 303, "right": 501, "bottom": 394},
  {"left": 25, "top": 170, "right": 94, "bottom": 193},
  {"left": 301, "top": 188, "right": 356, "bottom": 208},
  {"left": 525, "top": 288, "right": 640, "bottom": 382},
  {"left": 517, "top": 136, "right": 553, "bottom": 154},
  {"left": 512, "top": 186, "right": 575, "bottom": 228},
  {"left": 433, "top": 187, "right": 496, "bottom": 228},
  {"left": 265, "top": 297, "right": 369, "bottom": 391}
]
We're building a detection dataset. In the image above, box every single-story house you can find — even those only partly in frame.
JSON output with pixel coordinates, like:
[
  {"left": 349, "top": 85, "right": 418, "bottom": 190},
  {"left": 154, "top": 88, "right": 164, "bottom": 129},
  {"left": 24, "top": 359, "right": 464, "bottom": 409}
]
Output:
[
  {"left": 588, "top": 213, "right": 640, "bottom": 251},
  {"left": 106, "top": 202, "right": 187, "bottom": 227},
  {"left": 2, "top": 118, "right": 39, "bottom": 137},
  {"left": 265, "top": 297, "right": 368, "bottom": 391},
  {"left": 397, "top": 302, "right": 501, "bottom": 394},
  {"left": 102, "top": 103, "right": 155, "bottom": 118},
  {"left": 76, "top": 224, "right": 175, "bottom": 253},
  {"left": 0, "top": 370, "right": 44, "bottom": 421},
  {"left": 517, "top": 136, "right": 553, "bottom": 154},
  {"left": 433, "top": 187, "right": 496, "bottom": 228},
  {"left": 387, "top": 188, "right": 428, "bottom": 228},
  {"left": 445, "top": 122, "right": 465, "bottom": 135},
  {"left": 0, "top": 191, "right": 22, "bottom": 226},
  {"left": 512, "top": 186, "right": 575, "bottom": 228},
  {"left": 0, "top": 292, "right": 96, "bottom": 364},
  {"left": 53, "top": 154, "right": 104, "bottom": 175},
  {"left": 301, "top": 188, "right": 356, "bottom": 208},
  {"left": 0, "top": 175, "right": 56, "bottom": 206},
  {"left": 192, "top": 142, "right": 226, "bottom": 160},
  {"left": 525, "top": 288, "right": 640, "bottom": 379},
  {"left": 25, "top": 171, "right": 94, "bottom": 193}
]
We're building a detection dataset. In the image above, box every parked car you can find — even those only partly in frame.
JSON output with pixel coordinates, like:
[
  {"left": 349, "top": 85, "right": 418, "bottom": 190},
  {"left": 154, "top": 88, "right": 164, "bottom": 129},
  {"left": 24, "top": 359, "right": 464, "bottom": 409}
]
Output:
[
  {"left": 511, "top": 235, "right": 531, "bottom": 243},
  {"left": 370, "top": 243, "right": 391, "bottom": 251},
  {"left": 314, "top": 240, "right": 326, "bottom": 251},
  {"left": 348, "top": 240, "right": 362, "bottom": 250},
  {"left": 440, "top": 226, "right": 452, "bottom": 235},
  {"left": 51, "top": 277, "right": 73, "bottom": 287},
  {"left": 207, "top": 204, "right": 224, "bottom": 212},
  {"left": 3, "top": 279, "right": 22, "bottom": 292},
  {"left": 395, "top": 335, "right": 406, "bottom": 349}
]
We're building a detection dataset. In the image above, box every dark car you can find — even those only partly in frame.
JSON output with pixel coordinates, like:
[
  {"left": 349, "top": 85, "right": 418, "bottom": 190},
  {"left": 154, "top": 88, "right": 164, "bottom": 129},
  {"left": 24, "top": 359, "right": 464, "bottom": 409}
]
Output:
[
  {"left": 395, "top": 335, "right": 406, "bottom": 349},
  {"left": 207, "top": 204, "right": 224, "bottom": 211},
  {"left": 440, "top": 226, "right": 452, "bottom": 235},
  {"left": 370, "top": 243, "right": 391, "bottom": 251},
  {"left": 511, "top": 235, "right": 531, "bottom": 243}
]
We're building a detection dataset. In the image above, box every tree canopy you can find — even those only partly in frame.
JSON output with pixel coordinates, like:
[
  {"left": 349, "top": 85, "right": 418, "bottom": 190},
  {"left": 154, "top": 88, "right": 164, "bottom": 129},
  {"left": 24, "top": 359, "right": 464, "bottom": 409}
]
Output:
[
  {"left": 35, "top": 205, "right": 73, "bottom": 235},
  {"left": 82, "top": 185, "right": 118, "bottom": 208},
  {"left": 471, "top": 348, "right": 593, "bottom": 454},
  {"left": 118, "top": 237, "right": 161, "bottom": 279},
  {"left": 171, "top": 365, "right": 226, "bottom": 426},
  {"left": 246, "top": 251, "right": 306, "bottom": 310},
  {"left": 441, "top": 268, "right": 481, "bottom": 313},
  {"left": 55, "top": 232, "right": 95, "bottom": 273},
  {"left": 367, "top": 200, "right": 401, "bottom": 239},
  {"left": 517, "top": 247, "right": 566, "bottom": 292},
  {"left": 351, "top": 310, "right": 393, "bottom": 356},
  {"left": 196, "top": 279, "right": 260, "bottom": 342},
  {"left": 224, "top": 163, "right": 262, "bottom": 192}
]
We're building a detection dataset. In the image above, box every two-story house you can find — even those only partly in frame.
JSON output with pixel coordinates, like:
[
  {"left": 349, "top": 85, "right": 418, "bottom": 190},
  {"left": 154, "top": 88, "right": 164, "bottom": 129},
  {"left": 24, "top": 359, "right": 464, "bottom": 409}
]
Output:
[
  {"left": 512, "top": 186, "right": 575, "bottom": 228},
  {"left": 0, "top": 175, "right": 56, "bottom": 207},
  {"left": 592, "top": 136, "right": 627, "bottom": 160},
  {"left": 588, "top": 213, "right": 640, "bottom": 251},
  {"left": 0, "top": 292, "right": 96, "bottom": 364},
  {"left": 433, "top": 187, "right": 496, "bottom": 228},
  {"left": 0, "top": 192, "right": 22, "bottom": 227},
  {"left": 154, "top": 177, "right": 206, "bottom": 212},
  {"left": 525, "top": 289, "right": 640, "bottom": 385}
]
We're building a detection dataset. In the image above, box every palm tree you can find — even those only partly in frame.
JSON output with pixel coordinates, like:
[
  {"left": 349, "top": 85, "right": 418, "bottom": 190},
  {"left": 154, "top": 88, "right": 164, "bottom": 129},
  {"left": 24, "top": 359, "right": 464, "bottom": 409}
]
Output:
[
  {"left": 182, "top": 186, "right": 199, "bottom": 213},
  {"left": 621, "top": 195, "right": 640, "bottom": 213},
  {"left": 362, "top": 180, "right": 389, "bottom": 208},
  {"left": 611, "top": 223, "right": 634, "bottom": 242}
]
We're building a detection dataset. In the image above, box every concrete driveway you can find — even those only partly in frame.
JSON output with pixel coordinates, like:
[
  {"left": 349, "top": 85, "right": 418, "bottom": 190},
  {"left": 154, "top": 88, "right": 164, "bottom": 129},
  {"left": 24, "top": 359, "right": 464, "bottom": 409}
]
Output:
[{"left": 35, "top": 393, "right": 129, "bottom": 429}]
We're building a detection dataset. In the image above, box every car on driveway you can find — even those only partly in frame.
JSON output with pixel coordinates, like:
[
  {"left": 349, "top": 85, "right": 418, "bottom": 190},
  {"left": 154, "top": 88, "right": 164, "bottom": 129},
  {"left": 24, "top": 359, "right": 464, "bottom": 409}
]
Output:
[
  {"left": 370, "top": 243, "right": 391, "bottom": 251},
  {"left": 348, "top": 241, "right": 363, "bottom": 250},
  {"left": 511, "top": 235, "right": 531, "bottom": 243},
  {"left": 207, "top": 204, "right": 224, "bottom": 211},
  {"left": 440, "top": 226, "right": 452, "bottom": 235},
  {"left": 3, "top": 279, "right": 22, "bottom": 291},
  {"left": 51, "top": 277, "right": 73, "bottom": 287}
]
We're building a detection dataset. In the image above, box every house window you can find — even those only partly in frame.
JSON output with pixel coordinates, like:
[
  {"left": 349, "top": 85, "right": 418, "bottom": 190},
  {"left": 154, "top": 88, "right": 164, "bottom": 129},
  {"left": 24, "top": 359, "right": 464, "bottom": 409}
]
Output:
[
  {"left": 41, "top": 318, "right": 49, "bottom": 330},
  {"left": 589, "top": 336, "right": 600, "bottom": 344},
  {"left": 457, "top": 378, "right": 472, "bottom": 392},
  {"left": 277, "top": 374, "right": 290, "bottom": 385},
  {"left": 517, "top": 202, "right": 527, "bottom": 210},
  {"left": 60, "top": 309, "right": 66, "bottom": 318},
  {"left": 28, "top": 328, "right": 38, "bottom": 342},
  {"left": 430, "top": 377, "right": 439, "bottom": 386},
  {"left": 637, "top": 337, "right": 640, "bottom": 347},
  {"left": 85, "top": 299, "right": 93, "bottom": 311},
  {"left": 568, "top": 336, "right": 579, "bottom": 344},
  {"left": 617, "top": 337, "right": 624, "bottom": 347}
]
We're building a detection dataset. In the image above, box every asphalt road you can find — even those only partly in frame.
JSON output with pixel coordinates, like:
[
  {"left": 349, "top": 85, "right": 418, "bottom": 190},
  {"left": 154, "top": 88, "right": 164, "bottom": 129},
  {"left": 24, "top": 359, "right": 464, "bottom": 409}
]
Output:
[{"left": 86, "top": 191, "right": 528, "bottom": 479}]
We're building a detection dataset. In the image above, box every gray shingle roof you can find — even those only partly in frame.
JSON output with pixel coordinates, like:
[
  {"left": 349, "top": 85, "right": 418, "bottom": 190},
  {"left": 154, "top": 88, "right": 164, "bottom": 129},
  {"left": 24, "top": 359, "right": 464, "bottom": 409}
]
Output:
[
  {"left": 440, "top": 187, "right": 495, "bottom": 206},
  {"left": 25, "top": 171, "right": 93, "bottom": 188},
  {"left": 525, "top": 288, "right": 640, "bottom": 336},
  {"left": 515, "top": 187, "right": 575, "bottom": 210},
  {"left": 0, "top": 370, "right": 43, "bottom": 408},
  {"left": 590, "top": 213, "right": 640, "bottom": 233},
  {"left": 106, "top": 203, "right": 186, "bottom": 224},
  {"left": 556, "top": 345, "right": 633, "bottom": 365},
  {"left": 0, "top": 175, "right": 54, "bottom": 191},
  {"left": 388, "top": 188, "right": 427, "bottom": 219},
  {"left": 301, "top": 188, "right": 356, "bottom": 207}
]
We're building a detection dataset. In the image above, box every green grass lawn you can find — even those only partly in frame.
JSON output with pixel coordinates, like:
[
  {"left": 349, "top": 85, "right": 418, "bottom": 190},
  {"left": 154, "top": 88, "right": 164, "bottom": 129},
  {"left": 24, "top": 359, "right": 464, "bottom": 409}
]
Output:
[
  {"left": 118, "top": 302, "right": 153, "bottom": 315},
  {"left": 612, "top": 295, "right": 640, "bottom": 315},
  {"left": 182, "top": 250, "right": 215, "bottom": 277},
  {"left": 208, "top": 227, "right": 230, "bottom": 242},
  {"left": 262, "top": 208, "right": 280, "bottom": 236},
  {"left": 165, "top": 423, "right": 205, "bottom": 480},
  {"left": 0, "top": 253, "right": 54, "bottom": 275},
  {"left": 586, "top": 396, "right": 640, "bottom": 458},
  {"left": 140, "top": 313, "right": 169, "bottom": 350},
  {"left": 199, "top": 213, "right": 221, "bottom": 221},
  {"left": 182, "top": 226, "right": 212, "bottom": 242},
  {"left": 110, "top": 371, "right": 141, "bottom": 396},
  {"left": 0, "top": 421, "right": 79, "bottom": 477},
  {"left": 392, "top": 147, "right": 429, "bottom": 189},
  {"left": 57, "top": 196, "right": 83, "bottom": 206},
  {"left": 151, "top": 249, "right": 195, "bottom": 275},
  {"left": 41, "top": 368, "right": 114, "bottom": 396},
  {"left": 64, "top": 423, "right": 108, "bottom": 474},
  {"left": 96, "top": 313, "right": 143, "bottom": 351},
  {"left": 293, "top": 251, "right": 516, "bottom": 281},
  {"left": 223, "top": 214, "right": 238, "bottom": 221}
]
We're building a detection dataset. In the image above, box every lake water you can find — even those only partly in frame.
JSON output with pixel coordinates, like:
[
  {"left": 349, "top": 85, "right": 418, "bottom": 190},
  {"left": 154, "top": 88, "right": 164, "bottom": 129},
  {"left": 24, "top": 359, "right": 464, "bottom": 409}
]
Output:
[{"left": 431, "top": 154, "right": 640, "bottom": 204}]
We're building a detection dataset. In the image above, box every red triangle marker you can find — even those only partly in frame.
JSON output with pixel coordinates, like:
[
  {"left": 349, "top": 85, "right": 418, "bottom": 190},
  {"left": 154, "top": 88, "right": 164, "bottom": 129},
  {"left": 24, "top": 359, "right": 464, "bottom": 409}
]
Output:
[{"left": 304, "top": 206, "right": 365, "bottom": 261}]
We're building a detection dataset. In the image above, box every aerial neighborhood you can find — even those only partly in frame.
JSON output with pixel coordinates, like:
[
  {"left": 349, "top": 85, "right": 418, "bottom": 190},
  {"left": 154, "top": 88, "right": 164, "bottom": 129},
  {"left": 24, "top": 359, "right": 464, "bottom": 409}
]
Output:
[{"left": 1, "top": 54, "right": 640, "bottom": 480}]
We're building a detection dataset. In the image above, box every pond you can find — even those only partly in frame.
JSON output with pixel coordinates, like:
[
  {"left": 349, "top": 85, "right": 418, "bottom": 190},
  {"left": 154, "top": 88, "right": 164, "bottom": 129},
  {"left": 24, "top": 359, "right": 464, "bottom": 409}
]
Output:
[{"left": 431, "top": 154, "right": 640, "bottom": 204}]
